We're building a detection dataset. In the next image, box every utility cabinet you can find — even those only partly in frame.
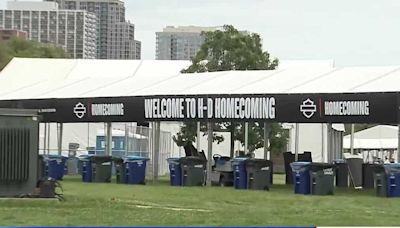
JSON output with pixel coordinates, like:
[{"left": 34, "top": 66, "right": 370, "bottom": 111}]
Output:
[{"left": 0, "top": 109, "right": 39, "bottom": 197}]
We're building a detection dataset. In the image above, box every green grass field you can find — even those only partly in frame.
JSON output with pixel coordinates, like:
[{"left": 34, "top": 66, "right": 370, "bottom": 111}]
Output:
[{"left": 0, "top": 174, "right": 399, "bottom": 226}]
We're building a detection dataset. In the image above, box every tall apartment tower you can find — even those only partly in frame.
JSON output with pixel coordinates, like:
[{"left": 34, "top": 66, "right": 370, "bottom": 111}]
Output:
[
  {"left": 0, "top": 1, "right": 97, "bottom": 59},
  {"left": 46, "top": 0, "right": 141, "bottom": 59},
  {"left": 156, "top": 26, "right": 220, "bottom": 60}
]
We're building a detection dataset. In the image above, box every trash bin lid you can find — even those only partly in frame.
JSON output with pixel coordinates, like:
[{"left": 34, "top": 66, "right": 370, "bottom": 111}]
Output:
[
  {"left": 384, "top": 163, "right": 400, "bottom": 169},
  {"left": 290, "top": 161, "right": 311, "bottom": 171},
  {"left": 124, "top": 156, "right": 149, "bottom": 162},
  {"left": 45, "top": 154, "right": 68, "bottom": 161},
  {"left": 233, "top": 157, "right": 249, "bottom": 161},
  {"left": 333, "top": 159, "right": 346, "bottom": 164},
  {"left": 90, "top": 155, "right": 112, "bottom": 163},
  {"left": 46, "top": 154, "right": 66, "bottom": 159},
  {"left": 245, "top": 158, "right": 272, "bottom": 167},
  {"left": 309, "top": 162, "right": 335, "bottom": 172},
  {"left": 112, "top": 157, "right": 124, "bottom": 163},
  {"left": 167, "top": 157, "right": 182, "bottom": 163},
  {"left": 78, "top": 154, "right": 92, "bottom": 160},
  {"left": 180, "top": 156, "right": 206, "bottom": 165}
]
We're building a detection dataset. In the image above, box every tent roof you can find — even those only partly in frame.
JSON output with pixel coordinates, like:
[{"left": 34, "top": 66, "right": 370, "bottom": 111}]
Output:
[
  {"left": 2, "top": 58, "right": 400, "bottom": 100},
  {"left": 343, "top": 125, "right": 398, "bottom": 149}
]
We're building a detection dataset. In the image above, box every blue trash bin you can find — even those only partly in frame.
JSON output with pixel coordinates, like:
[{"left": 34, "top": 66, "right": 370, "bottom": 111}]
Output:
[
  {"left": 384, "top": 163, "right": 400, "bottom": 197},
  {"left": 290, "top": 162, "right": 312, "bottom": 194},
  {"left": 167, "top": 158, "right": 182, "bottom": 186},
  {"left": 233, "top": 157, "right": 248, "bottom": 189},
  {"left": 125, "top": 156, "right": 149, "bottom": 185},
  {"left": 45, "top": 155, "right": 68, "bottom": 180},
  {"left": 79, "top": 155, "right": 93, "bottom": 182}
]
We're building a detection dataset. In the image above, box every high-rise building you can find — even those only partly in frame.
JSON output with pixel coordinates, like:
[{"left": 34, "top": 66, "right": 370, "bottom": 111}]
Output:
[
  {"left": 0, "top": 1, "right": 97, "bottom": 59},
  {"left": 46, "top": 0, "right": 141, "bottom": 59},
  {"left": 156, "top": 26, "right": 220, "bottom": 60}
]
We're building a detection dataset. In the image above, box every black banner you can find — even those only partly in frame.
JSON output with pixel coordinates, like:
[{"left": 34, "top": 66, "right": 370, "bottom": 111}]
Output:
[{"left": 0, "top": 92, "right": 397, "bottom": 123}]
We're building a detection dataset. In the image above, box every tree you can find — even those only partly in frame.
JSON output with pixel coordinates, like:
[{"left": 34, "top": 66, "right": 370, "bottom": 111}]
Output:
[
  {"left": 174, "top": 25, "right": 287, "bottom": 156},
  {"left": 182, "top": 25, "right": 278, "bottom": 73},
  {"left": 0, "top": 37, "right": 68, "bottom": 71}
]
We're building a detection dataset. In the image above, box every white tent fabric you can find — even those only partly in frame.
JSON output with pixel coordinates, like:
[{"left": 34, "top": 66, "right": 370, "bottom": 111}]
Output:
[
  {"left": 343, "top": 125, "right": 398, "bottom": 149},
  {"left": 1, "top": 58, "right": 400, "bottom": 101}
]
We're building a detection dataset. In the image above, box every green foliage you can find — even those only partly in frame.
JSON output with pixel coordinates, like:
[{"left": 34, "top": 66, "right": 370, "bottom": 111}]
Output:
[
  {"left": 0, "top": 37, "right": 68, "bottom": 71},
  {"left": 172, "top": 122, "right": 224, "bottom": 147},
  {"left": 182, "top": 25, "right": 278, "bottom": 73},
  {"left": 175, "top": 25, "right": 286, "bottom": 154}
]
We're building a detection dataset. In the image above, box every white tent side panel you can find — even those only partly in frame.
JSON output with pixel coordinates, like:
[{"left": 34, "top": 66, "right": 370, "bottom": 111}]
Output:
[{"left": 288, "top": 123, "right": 329, "bottom": 163}]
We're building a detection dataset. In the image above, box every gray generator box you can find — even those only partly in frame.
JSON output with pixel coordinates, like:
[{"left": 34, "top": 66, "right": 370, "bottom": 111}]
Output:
[{"left": 0, "top": 109, "right": 39, "bottom": 197}]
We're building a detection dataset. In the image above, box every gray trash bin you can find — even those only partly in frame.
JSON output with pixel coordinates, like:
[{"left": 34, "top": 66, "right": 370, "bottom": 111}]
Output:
[
  {"left": 180, "top": 156, "right": 206, "bottom": 186},
  {"left": 91, "top": 156, "right": 112, "bottom": 183},
  {"left": 113, "top": 157, "right": 126, "bottom": 184},
  {"left": 245, "top": 159, "right": 273, "bottom": 190},
  {"left": 67, "top": 157, "right": 79, "bottom": 175},
  {"left": 310, "top": 163, "right": 335, "bottom": 195},
  {"left": 346, "top": 157, "right": 363, "bottom": 188}
]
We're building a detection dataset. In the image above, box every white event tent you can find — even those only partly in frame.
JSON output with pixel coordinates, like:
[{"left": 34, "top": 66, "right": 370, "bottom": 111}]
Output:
[{"left": 1, "top": 58, "right": 400, "bottom": 182}]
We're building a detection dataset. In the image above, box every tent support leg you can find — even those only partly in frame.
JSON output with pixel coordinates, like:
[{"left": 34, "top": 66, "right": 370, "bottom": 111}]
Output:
[
  {"left": 244, "top": 122, "right": 249, "bottom": 154},
  {"left": 106, "top": 122, "right": 112, "bottom": 156},
  {"left": 124, "top": 124, "right": 129, "bottom": 156},
  {"left": 47, "top": 123, "right": 51, "bottom": 155},
  {"left": 230, "top": 123, "right": 235, "bottom": 158},
  {"left": 43, "top": 123, "right": 47, "bottom": 155},
  {"left": 264, "top": 122, "right": 270, "bottom": 160},
  {"left": 152, "top": 121, "right": 160, "bottom": 185},
  {"left": 206, "top": 122, "right": 213, "bottom": 186},
  {"left": 57, "top": 123, "right": 63, "bottom": 156},
  {"left": 350, "top": 124, "right": 355, "bottom": 155},
  {"left": 398, "top": 123, "right": 400, "bottom": 163},
  {"left": 196, "top": 121, "right": 201, "bottom": 152},
  {"left": 294, "top": 123, "right": 299, "bottom": 161}
]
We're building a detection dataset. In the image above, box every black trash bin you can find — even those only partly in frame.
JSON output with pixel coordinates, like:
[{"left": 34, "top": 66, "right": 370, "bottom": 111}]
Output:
[
  {"left": 245, "top": 159, "right": 273, "bottom": 190},
  {"left": 180, "top": 156, "right": 206, "bottom": 186},
  {"left": 363, "top": 163, "right": 376, "bottom": 189},
  {"left": 113, "top": 157, "right": 126, "bottom": 184},
  {"left": 374, "top": 164, "right": 387, "bottom": 197},
  {"left": 37, "top": 154, "right": 45, "bottom": 180},
  {"left": 91, "top": 156, "right": 112, "bottom": 183},
  {"left": 334, "top": 159, "right": 349, "bottom": 187},
  {"left": 309, "top": 163, "right": 335, "bottom": 195}
]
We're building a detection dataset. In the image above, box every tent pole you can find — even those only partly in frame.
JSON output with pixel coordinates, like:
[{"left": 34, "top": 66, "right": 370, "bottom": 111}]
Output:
[
  {"left": 87, "top": 123, "right": 90, "bottom": 152},
  {"left": 264, "top": 122, "right": 270, "bottom": 160},
  {"left": 295, "top": 123, "right": 299, "bottom": 161},
  {"left": 57, "top": 123, "right": 63, "bottom": 156},
  {"left": 206, "top": 122, "right": 213, "bottom": 186},
  {"left": 124, "top": 123, "right": 129, "bottom": 156},
  {"left": 47, "top": 123, "right": 50, "bottom": 155},
  {"left": 350, "top": 124, "right": 355, "bottom": 155},
  {"left": 152, "top": 121, "right": 160, "bottom": 185},
  {"left": 230, "top": 123, "right": 235, "bottom": 158},
  {"left": 196, "top": 121, "right": 201, "bottom": 152},
  {"left": 321, "top": 124, "right": 325, "bottom": 162},
  {"left": 398, "top": 123, "right": 400, "bottom": 163},
  {"left": 43, "top": 123, "right": 47, "bottom": 155},
  {"left": 327, "top": 123, "right": 332, "bottom": 162},
  {"left": 106, "top": 122, "right": 112, "bottom": 156},
  {"left": 244, "top": 122, "right": 249, "bottom": 154}
]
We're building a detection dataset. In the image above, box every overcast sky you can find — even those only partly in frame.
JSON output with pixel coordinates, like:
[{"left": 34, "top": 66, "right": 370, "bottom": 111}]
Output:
[{"left": 2, "top": 0, "right": 400, "bottom": 66}]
